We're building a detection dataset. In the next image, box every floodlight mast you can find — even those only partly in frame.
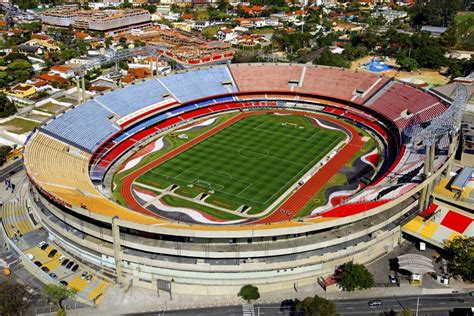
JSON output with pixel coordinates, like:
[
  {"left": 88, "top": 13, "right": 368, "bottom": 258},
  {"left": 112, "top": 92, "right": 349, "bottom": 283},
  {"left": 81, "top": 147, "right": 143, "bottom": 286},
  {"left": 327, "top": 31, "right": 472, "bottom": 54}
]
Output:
[
  {"left": 72, "top": 46, "right": 165, "bottom": 104},
  {"left": 413, "top": 84, "right": 468, "bottom": 211}
]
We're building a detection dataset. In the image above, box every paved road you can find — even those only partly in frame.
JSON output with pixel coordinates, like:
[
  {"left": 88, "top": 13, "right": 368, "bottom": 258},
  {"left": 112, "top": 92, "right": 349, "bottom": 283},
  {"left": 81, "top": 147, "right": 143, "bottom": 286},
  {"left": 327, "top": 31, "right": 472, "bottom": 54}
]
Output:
[{"left": 128, "top": 293, "right": 474, "bottom": 316}]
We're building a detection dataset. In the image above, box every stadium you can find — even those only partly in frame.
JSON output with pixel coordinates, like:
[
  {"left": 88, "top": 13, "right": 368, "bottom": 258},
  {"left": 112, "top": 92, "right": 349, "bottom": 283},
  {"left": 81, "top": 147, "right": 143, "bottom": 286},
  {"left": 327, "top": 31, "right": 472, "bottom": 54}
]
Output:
[{"left": 22, "top": 63, "right": 464, "bottom": 295}]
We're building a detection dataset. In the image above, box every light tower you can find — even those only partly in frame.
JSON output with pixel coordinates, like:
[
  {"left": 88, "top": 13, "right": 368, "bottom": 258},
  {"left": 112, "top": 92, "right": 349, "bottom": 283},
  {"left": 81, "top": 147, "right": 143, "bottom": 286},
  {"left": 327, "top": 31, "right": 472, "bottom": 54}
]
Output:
[{"left": 409, "top": 84, "right": 468, "bottom": 211}]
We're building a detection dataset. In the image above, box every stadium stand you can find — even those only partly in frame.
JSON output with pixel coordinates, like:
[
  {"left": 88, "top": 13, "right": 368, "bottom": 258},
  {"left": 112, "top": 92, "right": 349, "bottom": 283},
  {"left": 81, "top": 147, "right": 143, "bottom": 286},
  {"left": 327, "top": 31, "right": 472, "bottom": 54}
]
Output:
[
  {"left": 41, "top": 100, "right": 119, "bottom": 153},
  {"left": 96, "top": 79, "right": 171, "bottom": 117},
  {"left": 296, "top": 67, "right": 386, "bottom": 103},
  {"left": 229, "top": 64, "right": 305, "bottom": 92},
  {"left": 158, "top": 67, "right": 237, "bottom": 103},
  {"left": 24, "top": 132, "right": 161, "bottom": 224},
  {"left": 364, "top": 82, "right": 444, "bottom": 129},
  {"left": 0, "top": 202, "right": 34, "bottom": 238}
]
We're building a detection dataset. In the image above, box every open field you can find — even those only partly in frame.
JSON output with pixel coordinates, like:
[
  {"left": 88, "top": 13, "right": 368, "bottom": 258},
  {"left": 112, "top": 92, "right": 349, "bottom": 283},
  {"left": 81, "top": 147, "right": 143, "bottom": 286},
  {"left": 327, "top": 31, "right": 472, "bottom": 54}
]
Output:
[
  {"left": 0, "top": 117, "right": 40, "bottom": 134},
  {"left": 136, "top": 114, "right": 345, "bottom": 213}
]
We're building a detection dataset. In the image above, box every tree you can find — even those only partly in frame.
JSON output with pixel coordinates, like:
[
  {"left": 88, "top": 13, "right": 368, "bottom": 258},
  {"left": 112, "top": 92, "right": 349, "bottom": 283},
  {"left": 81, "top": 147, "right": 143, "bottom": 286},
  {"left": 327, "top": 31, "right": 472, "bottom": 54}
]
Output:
[
  {"left": 119, "top": 37, "right": 128, "bottom": 45},
  {"left": 43, "top": 284, "right": 77, "bottom": 308},
  {"left": 295, "top": 296, "right": 338, "bottom": 316},
  {"left": 7, "top": 59, "right": 33, "bottom": 83},
  {"left": 399, "top": 309, "right": 414, "bottom": 316},
  {"left": 338, "top": 262, "right": 374, "bottom": 292},
  {"left": 396, "top": 56, "right": 419, "bottom": 71},
  {"left": 238, "top": 285, "right": 260, "bottom": 303},
  {"left": 0, "top": 145, "right": 11, "bottom": 166},
  {"left": 314, "top": 49, "right": 350, "bottom": 68},
  {"left": 0, "top": 94, "right": 16, "bottom": 118},
  {"left": 0, "top": 280, "right": 31, "bottom": 315},
  {"left": 445, "top": 236, "right": 474, "bottom": 282}
]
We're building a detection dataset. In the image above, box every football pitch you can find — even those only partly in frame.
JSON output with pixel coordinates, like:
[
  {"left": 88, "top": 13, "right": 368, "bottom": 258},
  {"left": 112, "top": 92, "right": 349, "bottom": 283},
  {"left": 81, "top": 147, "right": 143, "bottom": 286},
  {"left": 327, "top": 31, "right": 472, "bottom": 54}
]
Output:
[{"left": 136, "top": 114, "right": 346, "bottom": 213}]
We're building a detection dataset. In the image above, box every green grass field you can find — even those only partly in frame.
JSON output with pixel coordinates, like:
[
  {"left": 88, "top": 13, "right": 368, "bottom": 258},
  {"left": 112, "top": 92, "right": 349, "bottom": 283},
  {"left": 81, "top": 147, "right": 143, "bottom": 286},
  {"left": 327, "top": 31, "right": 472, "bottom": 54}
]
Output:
[{"left": 136, "top": 114, "right": 345, "bottom": 213}]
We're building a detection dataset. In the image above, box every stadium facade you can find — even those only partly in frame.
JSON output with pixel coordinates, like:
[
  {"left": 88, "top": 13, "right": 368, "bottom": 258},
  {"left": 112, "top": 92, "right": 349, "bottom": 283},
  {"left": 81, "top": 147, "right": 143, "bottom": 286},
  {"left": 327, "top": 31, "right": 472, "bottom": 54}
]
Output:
[{"left": 23, "top": 64, "right": 459, "bottom": 295}]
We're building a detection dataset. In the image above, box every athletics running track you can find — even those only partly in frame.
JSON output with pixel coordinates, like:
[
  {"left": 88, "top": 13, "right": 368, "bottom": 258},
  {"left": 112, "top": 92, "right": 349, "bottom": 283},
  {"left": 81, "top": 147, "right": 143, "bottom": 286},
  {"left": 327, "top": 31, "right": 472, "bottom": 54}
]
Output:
[{"left": 120, "top": 111, "right": 364, "bottom": 224}]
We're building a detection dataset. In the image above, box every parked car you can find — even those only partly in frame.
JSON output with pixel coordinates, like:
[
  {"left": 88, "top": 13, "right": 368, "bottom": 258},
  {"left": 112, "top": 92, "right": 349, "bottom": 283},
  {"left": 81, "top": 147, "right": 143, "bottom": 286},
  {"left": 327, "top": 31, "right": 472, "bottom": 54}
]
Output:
[
  {"left": 81, "top": 271, "right": 88, "bottom": 279},
  {"left": 470, "top": 291, "right": 474, "bottom": 297},
  {"left": 59, "top": 280, "right": 68, "bottom": 287},
  {"left": 38, "top": 241, "right": 46, "bottom": 248},
  {"left": 34, "top": 261, "right": 42, "bottom": 267},
  {"left": 48, "top": 249, "right": 58, "bottom": 258},
  {"left": 389, "top": 275, "right": 398, "bottom": 284},
  {"left": 25, "top": 253, "right": 34, "bottom": 260},
  {"left": 66, "top": 261, "right": 74, "bottom": 269},
  {"left": 40, "top": 243, "right": 49, "bottom": 251},
  {"left": 57, "top": 255, "right": 65, "bottom": 262},
  {"left": 41, "top": 266, "right": 49, "bottom": 273},
  {"left": 368, "top": 300, "right": 382, "bottom": 307},
  {"left": 61, "top": 259, "right": 70, "bottom": 266},
  {"left": 86, "top": 274, "right": 92, "bottom": 283},
  {"left": 49, "top": 273, "right": 57, "bottom": 280},
  {"left": 71, "top": 264, "right": 79, "bottom": 272}
]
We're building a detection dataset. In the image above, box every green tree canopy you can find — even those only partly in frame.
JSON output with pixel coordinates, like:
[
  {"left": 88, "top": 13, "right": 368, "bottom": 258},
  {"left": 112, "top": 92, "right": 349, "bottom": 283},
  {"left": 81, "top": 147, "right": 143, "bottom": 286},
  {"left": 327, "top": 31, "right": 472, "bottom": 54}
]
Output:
[
  {"left": 43, "top": 284, "right": 77, "bottom": 308},
  {"left": 314, "top": 49, "right": 350, "bottom": 68},
  {"left": 396, "top": 56, "right": 419, "bottom": 71},
  {"left": 338, "top": 262, "right": 374, "bottom": 292},
  {"left": 7, "top": 59, "right": 33, "bottom": 83},
  {"left": 0, "top": 280, "right": 31, "bottom": 315},
  {"left": 0, "top": 93, "right": 16, "bottom": 118},
  {"left": 0, "top": 145, "right": 12, "bottom": 166},
  {"left": 413, "top": 0, "right": 470, "bottom": 27},
  {"left": 445, "top": 236, "right": 474, "bottom": 282},
  {"left": 238, "top": 284, "right": 260, "bottom": 303},
  {"left": 295, "top": 296, "right": 338, "bottom": 316}
]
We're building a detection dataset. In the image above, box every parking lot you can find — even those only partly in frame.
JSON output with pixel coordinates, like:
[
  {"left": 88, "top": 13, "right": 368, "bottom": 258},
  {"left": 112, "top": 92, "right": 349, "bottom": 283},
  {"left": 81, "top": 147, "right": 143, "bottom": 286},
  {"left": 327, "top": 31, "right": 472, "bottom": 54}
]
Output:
[{"left": 21, "top": 238, "right": 111, "bottom": 305}]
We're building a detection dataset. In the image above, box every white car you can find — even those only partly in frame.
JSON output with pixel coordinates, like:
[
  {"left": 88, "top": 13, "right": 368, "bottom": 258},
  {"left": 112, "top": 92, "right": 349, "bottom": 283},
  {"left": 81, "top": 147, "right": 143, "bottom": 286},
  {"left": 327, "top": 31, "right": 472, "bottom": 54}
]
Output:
[
  {"left": 57, "top": 255, "right": 65, "bottom": 262},
  {"left": 25, "top": 253, "right": 34, "bottom": 260},
  {"left": 38, "top": 241, "right": 46, "bottom": 248}
]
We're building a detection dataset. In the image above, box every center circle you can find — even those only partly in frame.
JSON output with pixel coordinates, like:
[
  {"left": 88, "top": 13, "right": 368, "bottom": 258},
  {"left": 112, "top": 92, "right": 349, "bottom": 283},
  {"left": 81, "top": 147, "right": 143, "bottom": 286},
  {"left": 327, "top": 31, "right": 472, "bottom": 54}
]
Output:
[{"left": 237, "top": 147, "right": 269, "bottom": 159}]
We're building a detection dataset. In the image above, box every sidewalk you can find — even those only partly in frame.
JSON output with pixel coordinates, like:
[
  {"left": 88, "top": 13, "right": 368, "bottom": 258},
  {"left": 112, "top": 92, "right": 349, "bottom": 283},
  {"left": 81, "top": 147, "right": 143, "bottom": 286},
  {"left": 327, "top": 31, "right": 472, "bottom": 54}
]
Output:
[{"left": 64, "top": 276, "right": 471, "bottom": 316}]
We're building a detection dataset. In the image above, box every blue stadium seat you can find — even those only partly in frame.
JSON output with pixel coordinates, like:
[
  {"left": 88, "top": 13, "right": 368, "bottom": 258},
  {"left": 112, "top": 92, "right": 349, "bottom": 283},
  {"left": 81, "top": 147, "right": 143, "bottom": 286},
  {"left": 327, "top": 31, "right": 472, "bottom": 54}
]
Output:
[
  {"left": 41, "top": 100, "right": 119, "bottom": 152},
  {"left": 96, "top": 79, "right": 169, "bottom": 116},
  {"left": 158, "top": 67, "right": 237, "bottom": 103}
]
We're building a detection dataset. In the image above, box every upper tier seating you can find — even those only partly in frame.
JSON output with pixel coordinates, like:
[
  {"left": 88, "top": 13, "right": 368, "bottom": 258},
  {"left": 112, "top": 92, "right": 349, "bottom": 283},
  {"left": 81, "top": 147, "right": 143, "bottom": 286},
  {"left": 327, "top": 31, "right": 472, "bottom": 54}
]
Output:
[
  {"left": 158, "top": 67, "right": 237, "bottom": 103},
  {"left": 41, "top": 100, "right": 119, "bottom": 153},
  {"left": 229, "top": 64, "right": 305, "bottom": 92},
  {"left": 364, "top": 82, "right": 444, "bottom": 128},
  {"left": 296, "top": 67, "right": 386, "bottom": 103},
  {"left": 96, "top": 79, "right": 170, "bottom": 117}
]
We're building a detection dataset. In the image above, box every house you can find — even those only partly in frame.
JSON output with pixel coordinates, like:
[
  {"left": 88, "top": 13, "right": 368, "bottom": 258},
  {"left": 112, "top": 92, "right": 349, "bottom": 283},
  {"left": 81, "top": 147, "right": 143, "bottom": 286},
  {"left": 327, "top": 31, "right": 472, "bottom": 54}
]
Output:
[
  {"left": 50, "top": 65, "right": 75, "bottom": 79},
  {"left": 216, "top": 28, "right": 237, "bottom": 42},
  {"left": 17, "top": 45, "right": 44, "bottom": 56},
  {"left": 37, "top": 73, "right": 69, "bottom": 86},
  {"left": 192, "top": 20, "right": 210, "bottom": 31},
  {"left": 31, "top": 79, "right": 50, "bottom": 91},
  {"left": 75, "top": 32, "right": 93, "bottom": 41},
  {"left": 127, "top": 67, "right": 151, "bottom": 80},
  {"left": 5, "top": 83, "right": 36, "bottom": 98}
]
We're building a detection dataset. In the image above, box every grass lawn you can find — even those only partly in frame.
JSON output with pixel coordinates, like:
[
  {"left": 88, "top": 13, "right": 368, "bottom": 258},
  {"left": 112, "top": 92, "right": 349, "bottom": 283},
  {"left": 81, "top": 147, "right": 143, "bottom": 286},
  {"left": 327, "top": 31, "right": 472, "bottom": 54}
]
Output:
[
  {"left": 137, "top": 114, "right": 345, "bottom": 213},
  {"left": 0, "top": 117, "right": 40, "bottom": 134},
  {"left": 161, "top": 195, "right": 244, "bottom": 220}
]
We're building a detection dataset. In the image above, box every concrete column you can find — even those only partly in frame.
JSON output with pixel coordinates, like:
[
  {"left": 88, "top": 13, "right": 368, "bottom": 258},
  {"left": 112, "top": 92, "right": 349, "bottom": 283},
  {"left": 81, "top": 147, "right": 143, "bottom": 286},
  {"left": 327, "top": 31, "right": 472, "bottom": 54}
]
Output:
[
  {"left": 76, "top": 78, "right": 81, "bottom": 105},
  {"left": 445, "top": 134, "right": 458, "bottom": 176},
  {"left": 81, "top": 76, "right": 86, "bottom": 102},
  {"left": 112, "top": 216, "right": 125, "bottom": 285},
  {"left": 155, "top": 58, "right": 160, "bottom": 77},
  {"left": 418, "top": 145, "right": 432, "bottom": 211},
  {"left": 119, "top": 79, "right": 123, "bottom": 88},
  {"left": 150, "top": 59, "right": 154, "bottom": 78}
]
